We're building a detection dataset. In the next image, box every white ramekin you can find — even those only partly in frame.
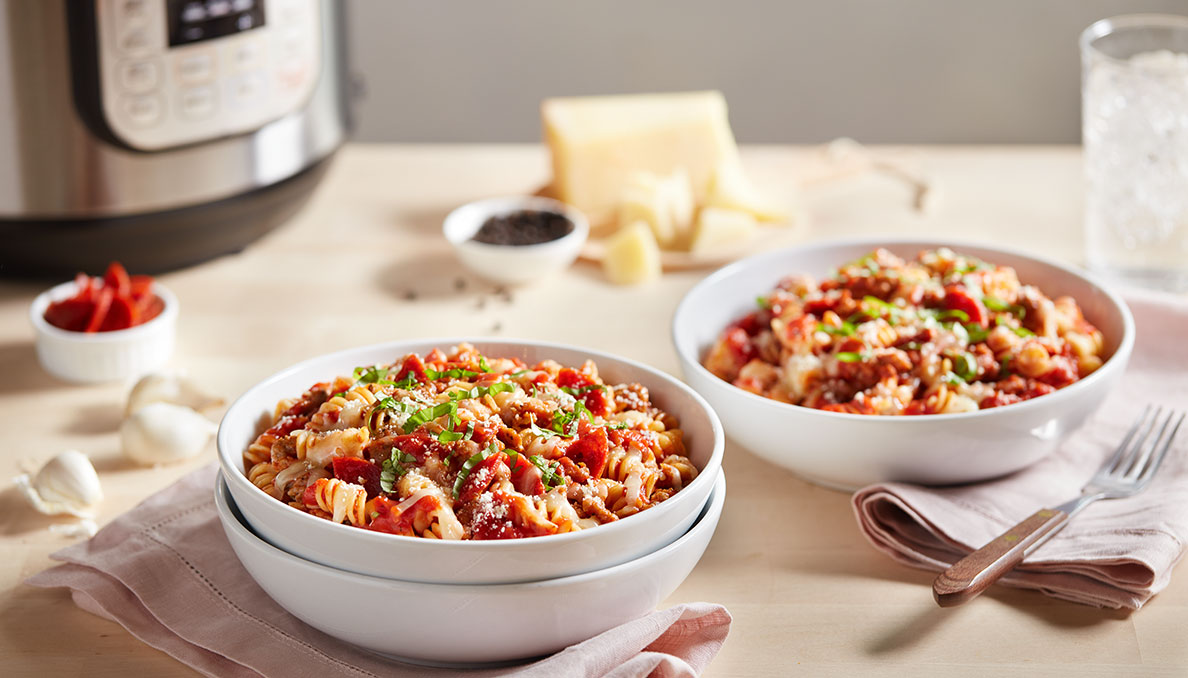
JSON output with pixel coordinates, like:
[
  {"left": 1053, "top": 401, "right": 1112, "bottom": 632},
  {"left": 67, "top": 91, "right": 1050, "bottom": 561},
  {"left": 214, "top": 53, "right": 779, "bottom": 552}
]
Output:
[{"left": 30, "top": 279, "right": 179, "bottom": 384}]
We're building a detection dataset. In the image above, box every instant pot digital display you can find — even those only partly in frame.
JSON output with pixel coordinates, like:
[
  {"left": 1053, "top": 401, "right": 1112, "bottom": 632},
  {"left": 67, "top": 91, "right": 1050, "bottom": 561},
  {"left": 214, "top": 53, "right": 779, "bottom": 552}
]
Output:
[{"left": 167, "top": 0, "right": 266, "bottom": 46}]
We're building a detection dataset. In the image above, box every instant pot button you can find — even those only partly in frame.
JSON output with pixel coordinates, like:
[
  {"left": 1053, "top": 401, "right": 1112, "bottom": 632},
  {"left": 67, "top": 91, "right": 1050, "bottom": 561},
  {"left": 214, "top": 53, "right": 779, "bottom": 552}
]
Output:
[
  {"left": 118, "top": 28, "right": 152, "bottom": 55},
  {"left": 225, "top": 72, "right": 266, "bottom": 109},
  {"left": 121, "top": 94, "right": 163, "bottom": 127},
  {"left": 117, "top": 60, "right": 160, "bottom": 94},
  {"left": 179, "top": 86, "right": 217, "bottom": 119},
  {"left": 177, "top": 52, "right": 216, "bottom": 84},
  {"left": 119, "top": 0, "right": 150, "bottom": 23},
  {"left": 226, "top": 38, "right": 263, "bottom": 71}
]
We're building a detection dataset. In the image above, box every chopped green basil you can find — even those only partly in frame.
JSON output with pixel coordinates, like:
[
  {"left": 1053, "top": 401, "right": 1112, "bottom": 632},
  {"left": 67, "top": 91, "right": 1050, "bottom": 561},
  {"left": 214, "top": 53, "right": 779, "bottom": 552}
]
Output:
[
  {"left": 1012, "top": 326, "right": 1035, "bottom": 338},
  {"left": 561, "top": 384, "right": 610, "bottom": 397},
  {"left": 836, "top": 352, "right": 864, "bottom": 363},
  {"left": 818, "top": 321, "right": 857, "bottom": 337},
  {"left": 953, "top": 352, "right": 978, "bottom": 381},
  {"left": 529, "top": 454, "right": 566, "bottom": 489},
  {"left": 940, "top": 309, "right": 970, "bottom": 323},
  {"left": 452, "top": 442, "right": 498, "bottom": 498},
  {"left": 963, "top": 322, "right": 990, "bottom": 343},
  {"left": 402, "top": 401, "right": 457, "bottom": 434},
  {"left": 380, "top": 449, "right": 417, "bottom": 493},
  {"left": 756, "top": 295, "right": 771, "bottom": 310},
  {"left": 425, "top": 366, "right": 480, "bottom": 381}
]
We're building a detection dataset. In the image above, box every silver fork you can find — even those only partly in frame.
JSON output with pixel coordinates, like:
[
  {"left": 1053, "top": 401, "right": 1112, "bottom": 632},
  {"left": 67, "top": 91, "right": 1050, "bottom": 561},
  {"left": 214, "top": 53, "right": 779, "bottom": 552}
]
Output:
[{"left": 933, "top": 406, "right": 1185, "bottom": 607}]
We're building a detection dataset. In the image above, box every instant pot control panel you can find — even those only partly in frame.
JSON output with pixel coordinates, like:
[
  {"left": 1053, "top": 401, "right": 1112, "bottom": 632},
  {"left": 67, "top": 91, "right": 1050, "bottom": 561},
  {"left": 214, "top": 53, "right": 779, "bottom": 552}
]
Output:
[{"left": 84, "top": 0, "right": 321, "bottom": 151}]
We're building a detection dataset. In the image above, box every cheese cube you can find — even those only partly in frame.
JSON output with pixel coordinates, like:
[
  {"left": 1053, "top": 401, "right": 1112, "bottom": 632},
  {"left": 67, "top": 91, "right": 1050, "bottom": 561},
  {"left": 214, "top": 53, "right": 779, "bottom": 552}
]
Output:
[
  {"left": 619, "top": 178, "right": 675, "bottom": 248},
  {"left": 618, "top": 168, "right": 696, "bottom": 250},
  {"left": 603, "top": 221, "right": 662, "bottom": 285},
  {"left": 543, "top": 91, "right": 740, "bottom": 225},
  {"left": 691, "top": 207, "right": 758, "bottom": 253},
  {"left": 705, "top": 161, "right": 794, "bottom": 224}
]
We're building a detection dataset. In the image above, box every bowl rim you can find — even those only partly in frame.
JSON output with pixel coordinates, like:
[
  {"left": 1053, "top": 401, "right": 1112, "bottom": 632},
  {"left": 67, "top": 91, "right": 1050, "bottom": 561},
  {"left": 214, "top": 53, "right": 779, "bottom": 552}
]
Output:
[
  {"left": 217, "top": 336, "right": 725, "bottom": 550},
  {"left": 216, "top": 469, "right": 726, "bottom": 590},
  {"left": 672, "top": 236, "right": 1137, "bottom": 423},
  {"left": 29, "top": 278, "right": 179, "bottom": 342},
  {"left": 442, "top": 195, "right": 590, "bottom": 253}
]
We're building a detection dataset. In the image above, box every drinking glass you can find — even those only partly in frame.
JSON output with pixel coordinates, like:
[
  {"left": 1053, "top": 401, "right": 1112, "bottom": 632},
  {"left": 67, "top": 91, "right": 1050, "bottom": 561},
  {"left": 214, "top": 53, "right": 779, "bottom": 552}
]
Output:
[{"left": 1082, "top": 14, "right": 1188, "bottom": 292}]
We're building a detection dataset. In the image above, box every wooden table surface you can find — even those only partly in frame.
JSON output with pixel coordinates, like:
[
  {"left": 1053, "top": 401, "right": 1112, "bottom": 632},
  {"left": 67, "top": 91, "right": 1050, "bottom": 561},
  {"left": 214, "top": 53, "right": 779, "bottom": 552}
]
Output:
[{"left": 2, "top": 144, "right": 1184, "bottom": 677}]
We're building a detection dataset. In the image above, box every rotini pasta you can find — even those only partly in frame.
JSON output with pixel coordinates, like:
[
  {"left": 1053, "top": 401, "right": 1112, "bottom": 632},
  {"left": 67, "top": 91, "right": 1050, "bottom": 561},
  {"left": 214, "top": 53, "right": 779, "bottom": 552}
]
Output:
[
  {"left": 704, "top": 248, "right": 1107, "bottom": 414},
  {"left": 243, "top": 344, "right": 698, "bottom": 539}
]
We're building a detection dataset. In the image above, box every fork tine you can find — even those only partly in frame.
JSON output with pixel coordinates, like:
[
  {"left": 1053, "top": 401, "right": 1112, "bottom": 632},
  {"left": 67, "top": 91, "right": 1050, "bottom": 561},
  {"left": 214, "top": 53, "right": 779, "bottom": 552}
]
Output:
[
  {"left": 1136, "top": 411, "right": 1185, "bottom": 487},
  {"left": 1100, "top": 405, "right": 1151, "bottom": 476},
  {"left": 1118, "top": 406, "right": 1164, "bottom": 478}
]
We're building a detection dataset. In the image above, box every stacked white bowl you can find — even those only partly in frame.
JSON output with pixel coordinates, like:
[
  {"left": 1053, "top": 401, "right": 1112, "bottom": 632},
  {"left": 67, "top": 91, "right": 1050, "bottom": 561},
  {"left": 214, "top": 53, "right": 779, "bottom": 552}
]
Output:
[{"left": 216, "top": 339, "right": 725, "bottom": 666}]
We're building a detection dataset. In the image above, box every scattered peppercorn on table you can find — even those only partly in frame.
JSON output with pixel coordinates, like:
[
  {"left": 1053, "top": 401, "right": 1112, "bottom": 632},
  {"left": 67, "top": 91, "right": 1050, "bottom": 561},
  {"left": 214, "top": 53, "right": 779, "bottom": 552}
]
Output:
[{"left": 1, "top": 144, "right": 1185, "bottom": 677}]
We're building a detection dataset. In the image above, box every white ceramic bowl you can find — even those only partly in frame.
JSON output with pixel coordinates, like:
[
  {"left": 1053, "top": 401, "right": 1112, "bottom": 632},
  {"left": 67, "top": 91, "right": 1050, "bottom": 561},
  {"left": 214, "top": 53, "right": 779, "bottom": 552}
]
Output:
[
  {"left": 673, "top": 238, "right": 1135, "bottom": 489},
  {"left": 217, "top": 338, "right": 724, "bottom": 583},
  {"left": 216, "top": 470, "right": 725, "bottom": 666},
  {"left": 30, "top": 279, "right": 178, "bottom": 384},
  {"left": 443, "top": 196, "right": 589, "bottom": 285}
]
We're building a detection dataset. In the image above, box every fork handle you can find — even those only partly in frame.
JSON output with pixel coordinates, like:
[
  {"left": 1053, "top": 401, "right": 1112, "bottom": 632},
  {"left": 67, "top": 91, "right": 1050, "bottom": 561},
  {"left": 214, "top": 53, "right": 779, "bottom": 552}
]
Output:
[{"left": 932, "top": 508, "right": 1070, "bottom": 607}]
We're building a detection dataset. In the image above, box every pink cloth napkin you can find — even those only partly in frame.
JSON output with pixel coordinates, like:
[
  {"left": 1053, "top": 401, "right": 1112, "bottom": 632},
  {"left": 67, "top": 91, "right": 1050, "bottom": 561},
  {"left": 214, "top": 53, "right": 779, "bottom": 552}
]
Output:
[
  {"left": 853, "top": 288, "right": 1188, "bottom": 610},
  {"left": 27, "top": 464, "right": 731, "bottom": 677}
]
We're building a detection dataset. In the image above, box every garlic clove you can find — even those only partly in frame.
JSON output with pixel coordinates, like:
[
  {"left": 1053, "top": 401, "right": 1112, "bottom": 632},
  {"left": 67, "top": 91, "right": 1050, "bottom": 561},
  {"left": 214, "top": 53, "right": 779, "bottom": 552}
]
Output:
[
  {"left": 15, "top": 449, "right": 103, "bottom": 517},
  {"left": 125, "top": 372, "right": 225, "bottom": 417},
  {"left": 121, "top": 402, "right": 219, "bottom": 465},
  {"left": 49, "top": 519, "right": 98, "bottom": 538}
]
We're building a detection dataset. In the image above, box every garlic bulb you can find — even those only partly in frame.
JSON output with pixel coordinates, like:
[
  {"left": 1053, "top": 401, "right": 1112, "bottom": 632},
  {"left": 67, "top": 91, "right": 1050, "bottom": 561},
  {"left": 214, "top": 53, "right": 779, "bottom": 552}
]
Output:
[
  {"left": 122, "top": 402, "right": 219, "bottom": 465},
  {"left": 125, "top": 372, "right": 224, "bottom": 417},
  {"left": 15, "top": 450, "right": 103, "bottom": 517}
]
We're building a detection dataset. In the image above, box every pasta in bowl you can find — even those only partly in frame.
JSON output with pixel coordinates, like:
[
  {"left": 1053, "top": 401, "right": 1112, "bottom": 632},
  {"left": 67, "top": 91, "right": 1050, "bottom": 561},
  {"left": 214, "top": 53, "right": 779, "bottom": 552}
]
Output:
[
  {"left": 703, "top": 247, "right": 1106, "bottom": 415},
  {"left": 217, "top": 339, "right": 723, "bottom": 583},
  {"left": 673, "top": 239, "right": 1133, "bottom": 489}
]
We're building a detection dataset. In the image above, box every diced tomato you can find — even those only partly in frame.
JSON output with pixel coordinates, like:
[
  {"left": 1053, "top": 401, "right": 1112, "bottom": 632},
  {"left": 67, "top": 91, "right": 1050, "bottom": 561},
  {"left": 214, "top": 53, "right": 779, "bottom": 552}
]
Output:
[
  {"left": 1037, "top": 356, "right": 1078, "bottom": 389},
  {"left": 43, "top": 297, "right": 93, "bottom": 332},
  {"left": 269, "top": 414, "right": 309, "bottom": 436},
  {"left": 391, "top": 353, "right": 428, "bottom": 384},
  {"left": 556, "top": 366, "right": 592, "bottom": 389},
  {"left": 456, "top": 453, "right": 506, "bottom": 504},
  {"left": 943, "top": 284, "right": 988, "bottom": 328},
  {"left": 722, "top": 327, "right": 756, "bottom": 365},
  {"left": 556, "top": 367, "right": 612, "bottom": 416},
  {"left": 332, "top": 457, "right": 381, "bottom": 498},
  {"left": 301, "top": 482, "right": 319, "bottom": 508},
  {"left": 381, "top": 432, "right": 433, "bottom": 463},
  {"left": 469, "top": 492, "right": 554, "bottom": 540},
  {"left": 84, "top": 287, "right": 114, "bottom": 333},
  {"left": 423, "top": 348, "right": 447, "bottom": 367},
  {"left": 731, "top": 310, "right": 769, "bottom": 336},
  {"left": 367, "top": 495, "right": 437, "bottom": 536},
  {"left": 129, "top": 274, "right": 154, "bottom": 300},
  {"left": 566, "top": 422, "right": 608, "bottom": 479},
  {"left": 581, "top": 387, "right": 612, "bottom": 416},
  {"left": 980, "top": 392, "right": 1022, "bottom": 409},
  {"left": 139, "top": 294, "right": 164, "bottom": 322},
  {"left": 99, "top": 294, "right": 140, "bottom": 331},
  {"left": 103, "top": 261, "right": 131, "bottom": 298},
  {"left": 74, "top": 273, "right": 94, "bottom": 301}
]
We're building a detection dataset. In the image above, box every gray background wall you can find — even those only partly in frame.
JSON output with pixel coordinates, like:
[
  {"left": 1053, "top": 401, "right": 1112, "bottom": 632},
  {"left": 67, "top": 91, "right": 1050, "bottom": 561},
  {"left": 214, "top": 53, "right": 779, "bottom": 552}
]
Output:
[{"left": 343, "top": 1, "right": 1188, "bottom": 144}]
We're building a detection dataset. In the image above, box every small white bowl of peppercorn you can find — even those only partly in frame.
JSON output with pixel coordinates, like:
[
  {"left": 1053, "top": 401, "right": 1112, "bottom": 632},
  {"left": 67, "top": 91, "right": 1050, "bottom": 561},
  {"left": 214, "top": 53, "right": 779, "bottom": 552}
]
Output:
[{"left": 443, "top": 196, "right": 589, "bottom": 285}]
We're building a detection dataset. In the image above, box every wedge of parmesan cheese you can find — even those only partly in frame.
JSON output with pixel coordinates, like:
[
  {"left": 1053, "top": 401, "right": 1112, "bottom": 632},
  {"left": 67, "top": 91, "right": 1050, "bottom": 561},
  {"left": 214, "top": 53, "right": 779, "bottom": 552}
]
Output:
[
  {"left": 690, "top": 207, "right": 758, "bottom": 253},
  {"left": 602, "top": 221, "right": 661, "bottom": 285},
  {"left": 542, "top": 91, "right": 740, "bottom": 225}
]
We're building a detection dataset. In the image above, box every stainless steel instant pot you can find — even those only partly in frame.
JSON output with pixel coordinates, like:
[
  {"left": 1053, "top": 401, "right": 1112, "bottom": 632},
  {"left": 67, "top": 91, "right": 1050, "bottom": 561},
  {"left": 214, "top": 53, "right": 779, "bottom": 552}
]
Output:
[{"left": 0, "top": 0, "right": 350, "bottom": 276}]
